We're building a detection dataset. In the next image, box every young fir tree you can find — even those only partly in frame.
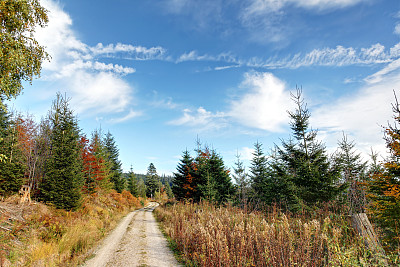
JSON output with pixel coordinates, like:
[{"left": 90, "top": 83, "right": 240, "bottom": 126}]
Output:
[
  {"left": 232, "top": 152, "right": 249, "bottom": 206},
  {"left": 0, "top": 106, "right": 24, "bottom": 196},
  {"left": 334, "top": 133, "right": 367, "bottom": 183},
  {"left": 128, "top": 166, "right": 139, "bottom": 197},
  {"left": 333, "top": 134, "right": 367, "bottom": 213},
  {"left": 172, "top": 150, "right": 196, "bottom": 200},
  {"left": 367, "top": 94, "right": 400, "bottom": 249},
  {"left": 145, "top": 163, "right": 160, "bottom": 198},
  {"left": 274, "top": 89, "right": 342, "bottom": 210},
  {"left": 40, "top": 94, "right": 83, "bottom": 210},
  {"left": 165, "top": 182, "right": 174, "bottom": 199},
  {"left": 104, "top": 132, "right": 125, "bottom": 193},
  {"left": 249, "top": 141, "right": 269, "bottom": 202}
]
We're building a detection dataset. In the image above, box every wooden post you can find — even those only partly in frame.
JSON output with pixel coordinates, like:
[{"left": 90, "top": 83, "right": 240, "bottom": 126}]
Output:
[{"left": 351, "top": 213, "right": 388, "bottom": 265}]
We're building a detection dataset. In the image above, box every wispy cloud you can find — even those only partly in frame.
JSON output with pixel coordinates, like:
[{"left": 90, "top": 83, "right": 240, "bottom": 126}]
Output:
[
  {"left": 243, "top": 0, "right": 363, "bottom": 16},
  {"left": 364, "top": 58, "right": 400, "bottom": 84},
  {"left": 177, "top": 50, "right": 236, "bottom": 63},
  {"left": 175, "top": 42, "right": 400, "bottom": 70},
  {"left": 168, "top": 107, "right": 227, "bottom": 131},
  {"left": 108, "top": 109, "right": 142, "bottom": 124},
  {"left": 90, "top": 43, "right": 166, "bottom": 60}
]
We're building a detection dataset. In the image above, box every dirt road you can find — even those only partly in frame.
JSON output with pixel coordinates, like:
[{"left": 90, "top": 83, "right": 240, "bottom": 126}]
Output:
[{"left": 83, "top": 202, "right": 179, "bottom": 267}]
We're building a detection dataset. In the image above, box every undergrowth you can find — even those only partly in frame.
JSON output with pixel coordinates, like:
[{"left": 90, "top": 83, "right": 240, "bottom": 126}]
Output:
[
  {"left": 155, "top": 201, "right": 397, "bottom": 267},
  {"left": 0, "top": 190, "right": 148, "bottom": 266}
]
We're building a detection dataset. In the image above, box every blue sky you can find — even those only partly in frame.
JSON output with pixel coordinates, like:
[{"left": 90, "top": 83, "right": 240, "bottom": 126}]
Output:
[{"left": 10, "top": 0, "right": 400, "bottom": 175}]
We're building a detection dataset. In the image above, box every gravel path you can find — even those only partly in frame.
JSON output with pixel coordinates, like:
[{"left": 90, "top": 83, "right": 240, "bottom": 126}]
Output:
[{"left": 83, "top": 202, "right": 179, "bottom": 267}]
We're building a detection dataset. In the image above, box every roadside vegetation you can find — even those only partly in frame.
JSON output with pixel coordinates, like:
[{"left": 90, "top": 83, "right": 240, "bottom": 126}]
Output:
[
  {"left": 0, "top": 190, "right": 147, "bottom": 266},
  {"left": 155, "top": 201, "right": 394, "bottom": 266}
]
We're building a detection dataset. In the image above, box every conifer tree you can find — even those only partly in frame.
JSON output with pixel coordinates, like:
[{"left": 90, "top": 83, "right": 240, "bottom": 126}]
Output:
[
  {"left": 165, "top": 182, "right": 174, "bottom": 199},
  {"left": 249, "top": 141, "right": 269, "bottom": 201},
  {"left": 207, "top": 150, "right": 234, "bottom": 203},
  {"left": 194, "top": 146, "right": 216, "bottom": 202},
  {"left": 194, "top": 145, "right": 234, "bottom": 203},
  {"left": 145, "top": 163, "right": 160, "bottom": 198},
  {"left": 334, "top": 133, "right": 367, "bottom": 182},
  {"left": 104, "top": 132, "right": 125, "bottom": 192},
  {"left": 89, "top": 130, "right": 112, "bottom": 190},
  {"left": 274, "top": 89, "right": 342, "bottom": 209},
  {"left": 233, "top": 152, "right": 249, "bottom": 206},
  {"left": 333, "top": 134, "right": 367, "bottom": 213},
  {"left": 137, "top": 179, "right": 147, "bottom": 198},
  {"left": 0, "top": 106, "right": 24, "bottom": 196},
  {"left": 128, "top": 166, "right": 139, "bottom": 197},
  {"left": 40, "top": 94, "right": 83, "bottom": 210},
  {"left": 172, "top": 150, "right": 196, "bottom": 200}
]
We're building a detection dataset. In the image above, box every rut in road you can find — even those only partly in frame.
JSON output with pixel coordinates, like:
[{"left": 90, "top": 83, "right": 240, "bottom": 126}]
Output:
[{"left": 83, "top": 202, "right": 179, "bottom": 267}]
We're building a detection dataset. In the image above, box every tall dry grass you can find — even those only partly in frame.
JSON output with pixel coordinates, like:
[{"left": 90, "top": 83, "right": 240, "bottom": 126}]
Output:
[
  {"left": 155, "top": 201, "right": 381, "bottom": 267},
  {"left": 0, "top": 190, "right": 147, "bottom": 266}
]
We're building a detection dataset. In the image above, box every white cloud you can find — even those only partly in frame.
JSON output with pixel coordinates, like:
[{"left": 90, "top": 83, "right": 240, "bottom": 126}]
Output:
[
  {"left": 311, "top": 66, "right": 400, "bottom": 159},
  {"left": 228, "top": 72, "right": 292, "bottom": 132},
  {"left": 395, "top": 23, "right": 400, "bottom": 35},
  {"left": 30, "top": 0, "right": 146, "bottom": 117},
  {"left": 68, "top": 72, "right": 133, "bottom": 115},
  {"left": 168, "top": 107, "right": 227, "bottom": 131},
  {"left": 34, "top": 0, "right": 88, "bottom": 71}
]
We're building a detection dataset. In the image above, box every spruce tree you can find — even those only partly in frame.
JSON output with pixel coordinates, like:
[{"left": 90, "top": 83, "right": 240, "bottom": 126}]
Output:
[
  {"left": 104, "top": 132, "right": 125, "bottom": 193},
  {"left": 207, "top": 150, "right": 234, "bottom": 203},
  {"left": 274, "top": 89, "right": 342, "bottom": 209},
  {"left": 128, "top": 166, "right": 139, "bottom": 197},
  {"left": 40, "top": 94, "right": 83, "bottom": 210},
  {"left": 334, "top": 133, "right": 367, "bottom": 182},
  {"left": 172, "top": 150, "right": 196, "bottom": 200},
  {"left": 249, "top": 142, "right": 269, "bottom": 201},
  {"left": 233, "top": 152, "right": 249, "bottom": 206},
  {"left": 165, "top": 182, "right": 174, "bottom": 199},
  {"left": 145, "top": 163, "right": 160, "bottom": 198},
  {"left": 194, "top": 145, "right": 234, "bottom": 203},
  {"left": 0, "top": 104, "right": 25, "bottom": 196}
]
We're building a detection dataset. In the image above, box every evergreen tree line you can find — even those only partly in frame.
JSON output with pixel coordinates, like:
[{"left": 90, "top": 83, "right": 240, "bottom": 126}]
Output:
[
  {"left": 172, "top": 89, "right": 399, "bottom": 248},
  {"left": 1, "top": 93, "right": 130, "bottom": 209}
]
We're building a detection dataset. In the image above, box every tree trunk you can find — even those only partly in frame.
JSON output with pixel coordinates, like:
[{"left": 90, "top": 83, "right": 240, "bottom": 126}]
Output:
[{"left": 351, "top": 213, "right": 388, "bottom": 265}]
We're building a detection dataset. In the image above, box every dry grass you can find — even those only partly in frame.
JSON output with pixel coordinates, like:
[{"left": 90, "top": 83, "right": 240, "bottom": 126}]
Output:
[
  {"left": 0, "top": 190, "right": 148, "bottom": 266},
  {"left": 155, "top": 201, "right": 386, "bottom": 267}
]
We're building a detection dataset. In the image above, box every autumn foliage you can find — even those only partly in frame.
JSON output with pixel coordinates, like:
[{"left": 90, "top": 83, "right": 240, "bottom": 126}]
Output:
[{"left": 367, "top": 126, "right": 400, "bottom": 249}]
